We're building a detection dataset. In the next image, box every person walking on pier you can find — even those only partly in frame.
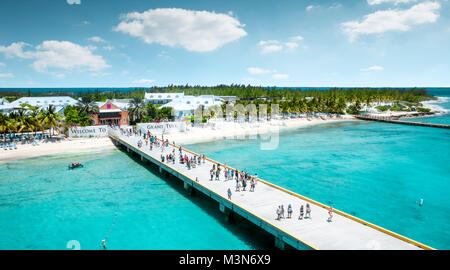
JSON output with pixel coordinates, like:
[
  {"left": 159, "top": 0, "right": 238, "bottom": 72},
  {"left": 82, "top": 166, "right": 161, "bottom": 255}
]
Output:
[
  {"left": 328, "top": 207, "right": 333, "bottom": 222},
  {"left": 305, "top": 204, "right": 311, "bottom": 219},
  {"left": 287, "top": 204, "right": 293, "bottom": 218},
  {"left": 227, "top": 188, "right": 232, "bottom": 200},
  {"left": 280, "top": 205, "right": 285, "bottom": 219},
  {"left": 276, "top": 206, "right": 281, "bottom": 221},
  {"left": 299, "top": 205, "right": 304, "bottom": 220},
  {"left": 210, "top": 168, "right": 214, "bottom": 181},
  {"left": 215, "top": 166, "right": 221, "bottom": 181},
  {"left": 250, "top": 179, "right": 255, "bottom": 192}
]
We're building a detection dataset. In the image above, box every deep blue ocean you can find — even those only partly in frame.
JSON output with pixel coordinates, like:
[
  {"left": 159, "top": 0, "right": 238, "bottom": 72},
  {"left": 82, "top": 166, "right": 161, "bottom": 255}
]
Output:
[{"left": 0, "top": 88, "right": 449, "bottom": 250}]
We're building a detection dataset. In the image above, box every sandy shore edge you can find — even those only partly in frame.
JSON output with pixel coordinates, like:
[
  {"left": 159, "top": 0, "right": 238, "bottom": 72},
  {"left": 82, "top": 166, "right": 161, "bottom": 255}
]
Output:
[
  {"left": 0, "top": 116, "right": 354, "bottom": 162},
  {"left": 2, "top": 95, "right": 447, "bottom": 163}
]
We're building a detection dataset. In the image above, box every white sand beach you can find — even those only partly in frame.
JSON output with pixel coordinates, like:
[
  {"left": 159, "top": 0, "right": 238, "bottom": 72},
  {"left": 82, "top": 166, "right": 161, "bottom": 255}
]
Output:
[
  {"left": 0, "top": 116, "right": 354, "bottom": 162},
  {"left": 0, "top": 137, "right": 116, "bottom": 162},
  {"left": 368, "top": 96, "right": 449, "bottom": 118},
  {"left": 165, "top": 115, "right": 355, "bottom": 145}
]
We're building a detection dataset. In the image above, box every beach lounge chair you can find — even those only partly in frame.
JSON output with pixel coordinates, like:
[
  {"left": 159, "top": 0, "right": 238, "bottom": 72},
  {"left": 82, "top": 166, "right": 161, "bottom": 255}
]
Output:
[
  {"left": 8, "top": 143, "right": 13, "bottom": 150},
  {"left": 14, "top": 143, "right": 17, "bottom": 150}
]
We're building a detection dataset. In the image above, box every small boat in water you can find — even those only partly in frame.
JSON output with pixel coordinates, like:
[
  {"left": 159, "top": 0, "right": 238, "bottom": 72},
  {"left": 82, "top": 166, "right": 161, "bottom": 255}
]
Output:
[{"left": 68, "top": 163, "right": 84, "bottom": 169}]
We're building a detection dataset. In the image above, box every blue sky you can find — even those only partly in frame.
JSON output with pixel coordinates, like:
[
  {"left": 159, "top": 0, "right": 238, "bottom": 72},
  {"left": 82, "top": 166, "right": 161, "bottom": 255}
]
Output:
[{"left": 0, "top": 0, "right": 449, "bottom": 88}]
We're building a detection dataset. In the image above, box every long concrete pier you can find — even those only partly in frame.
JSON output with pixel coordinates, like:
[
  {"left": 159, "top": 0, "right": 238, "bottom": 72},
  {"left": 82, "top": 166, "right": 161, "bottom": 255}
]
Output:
[
  {"left": 108, "top": 127, "right": 434, "bottom": 250},
  {"left": 356, "top": 115, "right": 450, "bottom": 129}
]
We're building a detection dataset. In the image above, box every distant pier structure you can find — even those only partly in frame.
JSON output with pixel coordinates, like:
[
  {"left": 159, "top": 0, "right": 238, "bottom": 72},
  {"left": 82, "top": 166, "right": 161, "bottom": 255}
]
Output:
[{"left": 356, "top": 115, "right": 450, "bottom": 129}]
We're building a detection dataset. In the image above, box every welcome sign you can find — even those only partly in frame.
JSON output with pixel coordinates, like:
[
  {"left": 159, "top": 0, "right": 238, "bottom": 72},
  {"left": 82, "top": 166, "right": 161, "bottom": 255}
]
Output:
[
  {"left": 69, "top": 125, "right": 108, "bottom": 137},
  {"left": 137, "top": 122, "right": 186, "bottom": 134}
]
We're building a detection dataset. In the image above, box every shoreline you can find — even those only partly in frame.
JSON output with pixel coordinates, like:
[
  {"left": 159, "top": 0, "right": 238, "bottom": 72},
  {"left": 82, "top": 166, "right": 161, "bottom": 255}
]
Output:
[
  {"left": 1, "top": 96, "right": 447, "bottom": 163},
  {"left": 367, "top": 96, "right": 449, "bottom": 118},
  {"left": 167, "top": 116, "right": 355, "bottom": 146},
  {"left": 0, "top": 116, "right": 354, "bottom": 162},
  {"left": 0, "top": 137, "right": 116, "bottom": 163}
]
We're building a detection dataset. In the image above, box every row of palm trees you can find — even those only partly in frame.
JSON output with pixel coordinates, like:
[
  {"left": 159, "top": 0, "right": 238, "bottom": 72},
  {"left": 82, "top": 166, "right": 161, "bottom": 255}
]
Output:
[
  {"left": 127, "top": 97, "right": 174, "bottom": 124},
  {"left": 0, "top": 104, "right": 62, "bottom": 143}
]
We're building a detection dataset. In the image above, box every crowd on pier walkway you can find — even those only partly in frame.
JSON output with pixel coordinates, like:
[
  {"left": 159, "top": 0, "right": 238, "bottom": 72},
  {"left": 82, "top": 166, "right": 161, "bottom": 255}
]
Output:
[{"left": 115, "top": 126, "right": 336, "bottom": 224}]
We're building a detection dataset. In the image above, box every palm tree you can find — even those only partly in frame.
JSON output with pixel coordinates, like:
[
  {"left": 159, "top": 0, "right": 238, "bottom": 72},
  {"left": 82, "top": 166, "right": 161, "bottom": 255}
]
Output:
[
  {"left": 128, "top": 97, "right": 145, "bottom": 124},
  {"left": 5, "top": 118, "right": 19, "bottom": 142},
  {"left": 0, "top": 113, "right": 8, "bottom": 143},
  {"left": 40, "top": 105, "right": 62, "bottom": 138},
  {"left": 77, "top": 96, "right": 99, "bottom": 115}
]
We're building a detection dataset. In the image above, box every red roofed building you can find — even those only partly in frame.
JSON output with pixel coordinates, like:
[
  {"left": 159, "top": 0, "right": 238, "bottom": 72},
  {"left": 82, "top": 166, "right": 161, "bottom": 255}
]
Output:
[{"left": 90, "top": 100, "right": 129, "bottom": 126}]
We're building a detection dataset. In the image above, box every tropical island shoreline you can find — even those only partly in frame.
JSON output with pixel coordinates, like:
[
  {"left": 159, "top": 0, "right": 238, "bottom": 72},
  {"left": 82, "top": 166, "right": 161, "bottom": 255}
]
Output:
[
  {"left": 1, "top": 96, "right": 446, "bottom": 163},
  {"left": 0, "top": 88, "right": 447, "bottom": 163},
  {"left": 0, "top": 116, "right": 355, "bottom": 162}
]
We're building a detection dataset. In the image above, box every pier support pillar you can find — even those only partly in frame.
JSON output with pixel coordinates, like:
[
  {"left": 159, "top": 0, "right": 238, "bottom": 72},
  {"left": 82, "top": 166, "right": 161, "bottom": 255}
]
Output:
[
  {"left": 159, "top": 166, "right": 163, "bottom": 174},
  {"left": 127, "top": 147, "right": 130, "bottom": 153},
  {"left": 275, "top": 236, "right": 286, "bottom": 250},
  {"left": 140, "top": 155, "right": 144, "bottom": 162},
  {"left": 220, "top": 203, "right": 233, "bottom": 223},
  {"left": 184, "top": 182, "right": 194, "bottom": 195}
]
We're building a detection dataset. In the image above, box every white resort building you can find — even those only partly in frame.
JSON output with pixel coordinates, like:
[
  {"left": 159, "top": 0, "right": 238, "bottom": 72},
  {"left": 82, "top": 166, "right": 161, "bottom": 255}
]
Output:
[
  {"left": 0, "top": 96, "right": 78, "bottom": 114},
  {"left": 144, "top": 92, "right": 233, "bottom": 119}
]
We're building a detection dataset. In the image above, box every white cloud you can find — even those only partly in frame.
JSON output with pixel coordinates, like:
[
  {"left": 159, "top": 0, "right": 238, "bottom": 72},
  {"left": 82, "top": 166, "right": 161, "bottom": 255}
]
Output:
[
  {"left": 0, "top": 42, "right": 34, "bottom": 59},
  {"left": 272, "top": 73, "right": 289, "bottom": 79},
  {"left": 341, "top": 2, "right": 441, "bottom": 42},
  {"left": 103, "top": 45, "right": 115, "bottom": 51},
  {"left": 67, "top": 0, "right": 81, "bottom": 5},
  {"left": 0, "top": 41, "right": 110, "bottom": 73},
  {"left": 0, "top": 73, "right": 14, "bottom": 78},
  {"left": 291, "top": 35, "right": 304, "bottom": 41},
  {"left": 258, "top": 36, "right": 304, "bottom": 54},
  {"left": 88, "top": 36, "right": 106, "bottom": 43},
  {"left": 0, "top": 62, "right": 5, "bottom": 67},
  {"left": 367, "top": 0, "right": 417, "bottom": 5},
  {"left": 361, "top": 65, "right": 384, "bottom": 71},
  {"left": 258, "top": 41, "right": 284, "bottom": 53},
  {"left": 132, "top": 78, "right": 155, "bottom": 84},
  {"left": 114, "top": 8, "right": 247, "bottom": 52},
  {"left": 247, "top": 67, "right": 273, "bottom": 75},
  {"left": 306, "top": 5, "right": 319, "bottom": 11},
  {"left": 284, "top": 42, "right": 299, "bottom": 50},
  {"left": 32, "top": 41, "right": 109, "bottom": 72}
]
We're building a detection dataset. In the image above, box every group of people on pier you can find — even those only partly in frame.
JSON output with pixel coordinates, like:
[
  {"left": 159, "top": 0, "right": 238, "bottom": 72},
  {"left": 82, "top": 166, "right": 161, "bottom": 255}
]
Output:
[
  {"left": 276, "top": 203, "right": 312, "bottom": 221},
  {"left": 209, "top": 164, "right": 258, "bottom": 193},
  {"left": 117, "top": 126, "right": 338, "bottom": 226}
]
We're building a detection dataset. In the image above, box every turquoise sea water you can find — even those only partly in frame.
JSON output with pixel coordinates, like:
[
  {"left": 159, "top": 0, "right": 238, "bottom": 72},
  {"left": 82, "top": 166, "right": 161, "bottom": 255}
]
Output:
[
  {"left": 0, "top": 90, "right": 449, "bottom": 250},
  {"left": 188, "top": 120, "right": 450, "bottom": 249},
  {"left": 0, "top": 150, "right": 273, "bottom": 250}
]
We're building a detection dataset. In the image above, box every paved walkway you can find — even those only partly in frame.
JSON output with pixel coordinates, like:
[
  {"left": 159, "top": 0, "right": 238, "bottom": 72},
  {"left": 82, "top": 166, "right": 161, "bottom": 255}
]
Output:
[{"left": 109, "top": 129, "right": 431, "bottom": 250}]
